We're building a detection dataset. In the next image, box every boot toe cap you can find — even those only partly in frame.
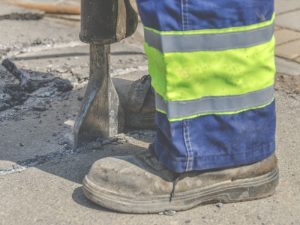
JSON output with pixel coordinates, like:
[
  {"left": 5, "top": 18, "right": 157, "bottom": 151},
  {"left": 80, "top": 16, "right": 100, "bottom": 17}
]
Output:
[{"left": 84, "top": 155, "right": 172, "bottom": 198}]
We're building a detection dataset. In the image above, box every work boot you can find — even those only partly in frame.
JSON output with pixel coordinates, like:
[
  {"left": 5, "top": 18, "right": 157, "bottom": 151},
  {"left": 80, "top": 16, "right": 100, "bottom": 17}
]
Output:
[{"left": 83, "top": 150, "right": 278, "bottom": 213}]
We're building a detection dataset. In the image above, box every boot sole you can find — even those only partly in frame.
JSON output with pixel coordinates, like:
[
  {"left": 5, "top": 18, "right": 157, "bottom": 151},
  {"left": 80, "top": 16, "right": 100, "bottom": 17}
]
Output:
[{"left": 82, "top": 167, "right": 279, "bottom": 214}]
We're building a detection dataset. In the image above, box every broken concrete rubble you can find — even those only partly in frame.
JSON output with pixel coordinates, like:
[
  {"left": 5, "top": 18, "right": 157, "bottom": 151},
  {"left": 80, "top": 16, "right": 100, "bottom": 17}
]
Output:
[
  {"left": 2, "top": 59, "right": 32, "bottom": 91},
  {"left": 53, "top": 77, "right": 73, "bottom": 92},
  {"left": 127, "top": 74, "right": 151, "bottom": 113},
  {"left": 0, "top": 59, "right": 74, "bottom": 113}
]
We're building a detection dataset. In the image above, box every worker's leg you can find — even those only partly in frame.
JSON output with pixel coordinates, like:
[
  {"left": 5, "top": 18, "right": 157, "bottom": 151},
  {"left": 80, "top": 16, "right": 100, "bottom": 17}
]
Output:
[
  {"left": 140, "top": 0, "right": 276, "bottom": 172},
  {"left": 82, "top": 0, "right": 278, "bottom": 213}
]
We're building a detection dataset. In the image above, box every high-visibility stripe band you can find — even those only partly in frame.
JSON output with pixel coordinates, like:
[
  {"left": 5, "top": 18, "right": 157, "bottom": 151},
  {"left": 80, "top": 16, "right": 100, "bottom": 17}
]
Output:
[
  {"left": 145, "top": 23, "right": 274, "bottom": 53},
  {"left": 155, "top": 86, "right": 274, "bottom": 119},
  {"left": 145, "top": 37, "right": 275, "bottom": 101}
]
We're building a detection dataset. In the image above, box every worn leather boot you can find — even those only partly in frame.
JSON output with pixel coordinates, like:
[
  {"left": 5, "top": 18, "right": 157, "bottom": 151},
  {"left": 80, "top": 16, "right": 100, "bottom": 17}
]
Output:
[{"left": 83, "top": 151, "right": 278, "bottom": 213}]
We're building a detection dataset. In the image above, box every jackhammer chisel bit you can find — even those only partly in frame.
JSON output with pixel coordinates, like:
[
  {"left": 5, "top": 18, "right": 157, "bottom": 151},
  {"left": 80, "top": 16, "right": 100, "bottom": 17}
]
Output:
[{"left": 74, "top": 0, "right": 138, "bottom": 147}]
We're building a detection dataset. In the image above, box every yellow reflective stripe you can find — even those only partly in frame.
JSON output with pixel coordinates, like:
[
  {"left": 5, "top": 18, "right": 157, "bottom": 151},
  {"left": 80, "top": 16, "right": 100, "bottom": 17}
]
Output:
[{"left": 145, "top": 37, "right": 275, "bottom": 101}]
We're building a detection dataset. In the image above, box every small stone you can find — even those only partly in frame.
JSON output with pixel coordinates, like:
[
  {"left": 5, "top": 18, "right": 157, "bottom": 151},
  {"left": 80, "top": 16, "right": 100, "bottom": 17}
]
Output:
[
  {"left": 58, "top": 133, "right": 73, "bottom": 147},
  {"left": 35, "top": 88, "right": 55, "bottom": 98},
  {"left": 53, "top": 79, "right": 73, "bottom": 92},
  {"left": 216, "top": 202, "right": 223, "bottom": 208},
  {"left": 102, "top": 139, "right": 111, "bottom": 145},
  {"left": 32, "top": 102, "right": 47, "bottom": 112},
  {"left": 257, "top": 215, "right": 262, "bottom": 220},
  {"left": 0, "top": 92, "right": 11, "bottom": 102},
  {"left": 0, "top": 102, "right": 10, "bottom": 111},
  {"left": 63, "top": 144, "right": 72, "bottom": 150},
  {"left": 161, "top": 210, "right": 176, "bottom": 216},
  {"left": 19, "top": 143, "right": 24, "bottom": 147},
  {"left": 32, "top": 38, "right": 42, "bottom": 45}
]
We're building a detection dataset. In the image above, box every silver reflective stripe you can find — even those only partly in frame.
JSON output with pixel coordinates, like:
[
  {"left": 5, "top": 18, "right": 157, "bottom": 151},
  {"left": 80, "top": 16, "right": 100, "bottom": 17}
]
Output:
[
  {"left": 145, "top": 23, "right": 274, "bottom": 53},
  {"left": 156, "top": 86, "right": 274, "bottom": 119}
]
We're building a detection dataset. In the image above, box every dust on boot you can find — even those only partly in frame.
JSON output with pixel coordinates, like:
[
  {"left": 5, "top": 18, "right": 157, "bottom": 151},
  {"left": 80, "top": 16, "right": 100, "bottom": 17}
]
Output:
[{"left": 83, "top": 150, "right": 278, "bottom": 213}]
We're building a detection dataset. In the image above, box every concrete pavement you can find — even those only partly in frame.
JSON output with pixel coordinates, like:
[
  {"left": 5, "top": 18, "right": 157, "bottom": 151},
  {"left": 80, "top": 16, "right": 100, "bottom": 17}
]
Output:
[{"left": 0, "top": 0, "right": 300, "bottom": 224}]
